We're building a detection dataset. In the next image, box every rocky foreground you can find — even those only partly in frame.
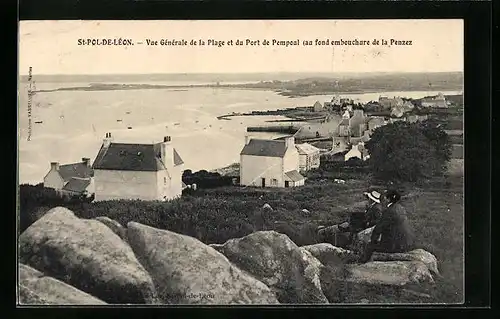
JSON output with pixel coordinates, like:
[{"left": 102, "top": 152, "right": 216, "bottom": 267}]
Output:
[{"left": 18, "top": 207, "right": 440, "bottom": 305}]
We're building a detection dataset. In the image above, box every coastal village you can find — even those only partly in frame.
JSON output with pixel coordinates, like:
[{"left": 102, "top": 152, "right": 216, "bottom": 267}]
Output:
[{"left": 42, "top": 91, "right": 463, "bottom": 201}]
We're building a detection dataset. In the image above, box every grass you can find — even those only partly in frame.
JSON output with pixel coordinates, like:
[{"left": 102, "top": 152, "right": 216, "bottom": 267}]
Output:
[{"left": 19, "top": 167, "right": 464, "bottom": 304}]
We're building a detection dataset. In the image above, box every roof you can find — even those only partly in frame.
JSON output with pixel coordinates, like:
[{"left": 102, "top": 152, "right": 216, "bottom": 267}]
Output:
[
  {"left": 285, "top": 170, "right": 305, "bottom": 182},
  {"left": 295, "top": 143, "right": 320, "bottom": 155},
  {"left": 92, "top": 142, "right": 183, "bottom": 171},
  {"left": 58, "top": 162, "right": 94, "bottom": 182},
  {"left": 240, "top": 139, "right": 288, "bottom": 157},
  {"left": 173, "top": 149, "right": 184, "bottom": 166},
  {"left": 62, "top": 177, "right": 91, "bottom": 193}
]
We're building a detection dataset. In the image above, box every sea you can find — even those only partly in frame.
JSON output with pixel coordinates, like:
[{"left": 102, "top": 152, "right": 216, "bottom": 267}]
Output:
[{"left": 17, "top": 79, "right": 462, "bottom": 185}]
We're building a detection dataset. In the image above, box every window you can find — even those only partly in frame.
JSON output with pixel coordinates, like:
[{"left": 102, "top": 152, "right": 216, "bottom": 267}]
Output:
[{"left": 271, "top": 179, "right": 278, "bottom": 186}]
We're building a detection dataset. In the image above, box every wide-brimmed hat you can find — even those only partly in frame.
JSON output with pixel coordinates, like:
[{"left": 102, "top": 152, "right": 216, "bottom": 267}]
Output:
[{"left": 364, "top": 190, "right": 381, "bottom": 203}]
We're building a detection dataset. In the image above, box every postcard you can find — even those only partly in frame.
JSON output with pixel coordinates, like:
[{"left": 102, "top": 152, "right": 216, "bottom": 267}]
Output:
[{"left": 18, "top": 19, "right": 464, "bottom": 305}]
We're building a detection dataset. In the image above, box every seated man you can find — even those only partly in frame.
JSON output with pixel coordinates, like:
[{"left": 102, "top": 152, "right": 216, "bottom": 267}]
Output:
[
  {"left": 359, "top": 190, "right": 416, "bottom": 263},
  {"left": 317, "top": 190, "right": 384, "bottom": 248}
]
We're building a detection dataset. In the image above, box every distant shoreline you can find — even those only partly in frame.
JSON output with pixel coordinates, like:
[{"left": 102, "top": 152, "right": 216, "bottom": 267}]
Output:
[{"left": 32, "top": 82, "right": 463, "bottom": 98}]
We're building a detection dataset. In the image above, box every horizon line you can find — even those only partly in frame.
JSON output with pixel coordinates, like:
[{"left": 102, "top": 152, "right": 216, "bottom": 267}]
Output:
[{"left": 18, "top": 70, "right": 464, "bottom": 77}]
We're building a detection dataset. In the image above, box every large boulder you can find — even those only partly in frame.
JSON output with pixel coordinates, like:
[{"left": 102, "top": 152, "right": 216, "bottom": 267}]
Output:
[
  {"left": 371, "top": 249, "right": 440, "bottom": 277},
  {"left": 303, "top": 243, "right": 439, "bottom": 278},
  {"left": 95, "top": 216, "right": 128, "bottom": 242},
  {"left": 19, "top": 207, "right": 158, "bottom": 304},
  {"left": 126, "top": 222, "right": 279, "bottom": 305},
  {"left": 301, "top": 243, "right": 357, "bottom": 267},
  {"left": 336, "top": 261, "right": 435, "bottom": 286},
  {"left": 19, "top": 263, "right": 107, "bottom": 305},
  {"left": 212, "top": 231, "right": 328, "bottom": 304}
]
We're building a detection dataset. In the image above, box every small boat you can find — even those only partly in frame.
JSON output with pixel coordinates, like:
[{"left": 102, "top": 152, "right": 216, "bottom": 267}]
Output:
[
  {"left": 127, "top": 126, "right": 133, "bottom": 129},
  {"left": 126, "top": 111, "right": 131, "bottom": 114},
  {"left": 174, "top": 123, "right": 180, "bottom": 126},
  {"left": 34, "top": 121, "right": 43, "bottom": 124}
]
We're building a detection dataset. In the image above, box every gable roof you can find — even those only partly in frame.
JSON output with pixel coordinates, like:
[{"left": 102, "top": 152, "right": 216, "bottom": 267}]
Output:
[
  {"left": 285, "top": 170, "right": 305, "bottom": 182},
  {"left": 295, "top": 143, "right": 320, "bottom": 155},
  {"left": 173, "top": 149, "right": 184, "bottom": 166},
  {"left": 92, "top": 142, "right": 183, "bottom": 172},
  {"left": 58, "top": 162, "right": 94, "bottom": 182},
  {"left": 62, "top": 177, "right": 91, "bottom": 193},
  {"left": 240, "top": 139, "right": 288, "bottom": 158}
]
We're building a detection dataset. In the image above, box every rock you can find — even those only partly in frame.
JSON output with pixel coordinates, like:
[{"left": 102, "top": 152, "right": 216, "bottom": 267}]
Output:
[
  {"left": 356, "top": 226, "right": 375, "bottom": 244},
  {"left": 301, "top": 243, "right": 357, "bottom": 267},
  {"left": 262, "top": 203, "right": 273, "bottom": 211},
  {"left": 298, "top": 249, "right": 329, "bottom": 303},
  {"left": 19, "top": 207, "right": 158, "bottom": 304},
  {"left": 94, "top": 216, "right": 127, "bottom": 242},
  {"left": 340, "top": 261, "right": 435, "bottom": 286},
  {"left": 213, "top": 231, "right": 328, "bottom": 304},
  {"left": 371, "top": 249, "right": 440, "bottom": 277},
  {"left": 19, "top": 263, "right": 107, "bottom": 305},
  {"left": 126, "top": 222, "right": 279, "bottom": 305}
]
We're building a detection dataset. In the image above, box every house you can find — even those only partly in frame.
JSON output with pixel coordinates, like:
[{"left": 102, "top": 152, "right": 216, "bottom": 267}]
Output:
[
  {"left": 293, "top": 115, "right": 342, "bottom": 140},
  {"left": 349, "top": 109, "right": 367, "bottom": 137},
  {"left": 295, "top": 143, "right": 321, "bottom": 172},
  {"left": 367, "top": 117, "right": 385, "bottom": 131},
  {"left": 344, "top": 142, "right": 370, "bottom": 161},
  {"left": 240, "top": 136, "right": 305, "bottom": 188},
  {"left": 92, "top": 133, "right": 184, "bottom": 201},
  {"left": 421, "top": 92, "right": 447, "bottom": 108},
  {"left": 379, "top": 96, "right": 403, "bottom": 110},
  {"left": 313, "top": 101, "right": 323, "bottom": 112},
  {"left": 391, "top": 104, "right": 405, "bottom": 118},
  {"left": 43, "top": 158, "right": 94, "bottom": 197}
]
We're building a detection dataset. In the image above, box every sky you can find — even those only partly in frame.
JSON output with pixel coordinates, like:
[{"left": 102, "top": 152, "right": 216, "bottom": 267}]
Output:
[{"left": 18, "top": 20, "right": 464, "bottom": 75}]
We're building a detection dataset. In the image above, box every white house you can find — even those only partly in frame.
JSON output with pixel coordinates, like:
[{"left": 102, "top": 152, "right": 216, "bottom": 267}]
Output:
[
  {"left": 421, "top": 92, "right": 447, "bottom": 108},
  {"left": 43, "top": 158, "right": 94, "bottom": 197},
  {"left": 344, "top": 142, "right": 370, "bottom": 161},
  {"left": 240, "top": 136, "right": 305, "bottom": 188},
  {"left": 92, "top": 133, "right": 184, "bottom": 201},
  {"left": 295, "top": 143, "right": 321, "bottom": 172}
]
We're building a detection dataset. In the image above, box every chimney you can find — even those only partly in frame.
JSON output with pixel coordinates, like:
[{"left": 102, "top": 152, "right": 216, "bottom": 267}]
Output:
[
  {"left": 50, "top": 162, "right": 59, "bottom": 171},
  {"left": 244, "top": 135, "right": 251, "bottom": 145},
  {"left": 82, "top": 157, "right": 91, "bottom": 167},
  {"left": 103, "top": 132, "right": 113, "bottom": 148},
  {"left": 160, "top": 136, "right": 174, "bottom": 168},
  {"left": 284, "top": 136, "right": 295, "bottom": 149}
]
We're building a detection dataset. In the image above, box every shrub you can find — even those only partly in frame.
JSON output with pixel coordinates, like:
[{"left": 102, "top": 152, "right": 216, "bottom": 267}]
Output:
[{"left": 365, "top": 121, "right": 452, "bottom": 182}]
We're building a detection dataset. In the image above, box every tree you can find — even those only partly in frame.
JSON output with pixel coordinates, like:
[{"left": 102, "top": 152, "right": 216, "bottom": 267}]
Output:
[{"left": 365, "top": 121, "right": 451, "bottom": 182}]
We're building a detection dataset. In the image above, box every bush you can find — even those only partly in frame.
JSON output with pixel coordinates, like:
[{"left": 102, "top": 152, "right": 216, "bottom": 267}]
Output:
[
  {"left": 365, "top": 121, "right": 452, "bottom": 182},
  {"left": 182, "top": 169, "right": 234, "bottom": 189},
  {"left": 18, "top": 184, "right": 94, "bottom": 233}
]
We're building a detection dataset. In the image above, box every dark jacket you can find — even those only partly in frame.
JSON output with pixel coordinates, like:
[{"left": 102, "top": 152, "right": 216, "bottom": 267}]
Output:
[
  {"left": 365, "top": 202, "right": 383, "bottom": 228},
  {"left": 370, "top": 202, "right": 415, "bottom": 253}
]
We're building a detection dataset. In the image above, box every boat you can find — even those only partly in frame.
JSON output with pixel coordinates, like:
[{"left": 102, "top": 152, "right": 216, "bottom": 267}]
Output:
[
  {"left": 127, "top": 126, "right": 133, "bottom": 129},
  {"left": 116, "top": 119, "right": 122, "bottom": 122},
  {"left": 34, "top": 121, "right": 43, "bottom": 124}
]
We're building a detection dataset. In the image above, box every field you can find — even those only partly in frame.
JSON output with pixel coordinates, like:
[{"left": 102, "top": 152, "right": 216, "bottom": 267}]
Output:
[{"left": 20, "top": 164, "right": 464, "bottom": 303}]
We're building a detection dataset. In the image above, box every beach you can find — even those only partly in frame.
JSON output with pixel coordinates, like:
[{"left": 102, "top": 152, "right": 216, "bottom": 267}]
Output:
[{"left": 17, "top": 83, "right": 461, "bottom": 184}]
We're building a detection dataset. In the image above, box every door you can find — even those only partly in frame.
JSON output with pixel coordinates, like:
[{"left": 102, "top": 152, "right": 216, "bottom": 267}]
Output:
[
  {"left": 261, "top": 178, "right": 266, "bottom": 187},
  {"left": 285, "top": 181, "right": 290, "bottom": 188}
]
